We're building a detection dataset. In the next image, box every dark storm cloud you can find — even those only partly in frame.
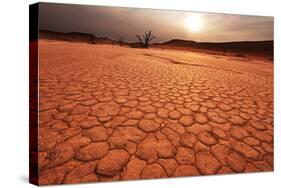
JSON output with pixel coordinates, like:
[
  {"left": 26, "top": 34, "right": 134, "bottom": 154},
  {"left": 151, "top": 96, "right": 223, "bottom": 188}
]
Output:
[{"left": 38, "top": 2, "right": 273, "bottom": 42}]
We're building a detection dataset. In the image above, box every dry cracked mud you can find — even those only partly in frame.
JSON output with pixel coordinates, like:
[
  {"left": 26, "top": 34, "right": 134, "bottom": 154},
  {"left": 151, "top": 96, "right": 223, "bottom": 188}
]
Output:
[{"left": 37, "top": 40, "right": 273, "bottom": 185}]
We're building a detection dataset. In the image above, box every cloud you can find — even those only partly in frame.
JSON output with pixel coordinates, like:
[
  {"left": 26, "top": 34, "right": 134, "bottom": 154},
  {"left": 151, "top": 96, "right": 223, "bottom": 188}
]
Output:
[{"left": 39, "top": 3, "right": 273, "bottom": 42}]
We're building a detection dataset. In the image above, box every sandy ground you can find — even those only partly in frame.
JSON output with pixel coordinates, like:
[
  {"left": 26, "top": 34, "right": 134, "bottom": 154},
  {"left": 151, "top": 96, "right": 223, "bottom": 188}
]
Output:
[{"left": 37, "top": 40, "right": 273, "bottom": 185}]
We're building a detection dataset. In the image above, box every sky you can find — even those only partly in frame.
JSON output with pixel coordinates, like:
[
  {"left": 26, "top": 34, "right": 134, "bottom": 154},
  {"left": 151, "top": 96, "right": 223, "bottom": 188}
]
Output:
[{"left": 38, "top": 2, "right": 274, "bottom": 43}]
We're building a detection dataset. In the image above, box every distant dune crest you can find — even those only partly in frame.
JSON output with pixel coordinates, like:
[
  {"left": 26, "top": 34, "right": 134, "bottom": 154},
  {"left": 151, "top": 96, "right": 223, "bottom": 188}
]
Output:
[{"left": 39, "top": 30, "right": 273, "bottom": 61}]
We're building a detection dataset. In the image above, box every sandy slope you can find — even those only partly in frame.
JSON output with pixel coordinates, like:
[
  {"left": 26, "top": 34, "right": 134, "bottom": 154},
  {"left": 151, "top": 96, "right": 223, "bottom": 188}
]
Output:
[{"left": 37, "top": 40, "right": 273, "bottom": 185}]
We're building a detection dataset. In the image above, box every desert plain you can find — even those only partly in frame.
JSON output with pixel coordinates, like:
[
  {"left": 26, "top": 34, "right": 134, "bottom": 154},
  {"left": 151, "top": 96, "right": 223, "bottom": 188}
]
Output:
[{"left": 35, "top": 37, "right": 273, "bottom": 185}]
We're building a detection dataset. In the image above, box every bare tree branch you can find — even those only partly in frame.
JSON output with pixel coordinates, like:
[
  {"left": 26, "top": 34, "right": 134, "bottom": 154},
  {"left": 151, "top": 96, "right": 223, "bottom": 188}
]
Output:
[
  {"left": 91, "top": 33, "right": 97, "bottom": 44},
  {"left": 136, "top": 35, "right": 144, "bottom": 47},
  {"left": 135, "top": 30, "right": 156, "bottom": 48},
  {"left": 119, "top": 36, "right": 124, "bottom": 46}
]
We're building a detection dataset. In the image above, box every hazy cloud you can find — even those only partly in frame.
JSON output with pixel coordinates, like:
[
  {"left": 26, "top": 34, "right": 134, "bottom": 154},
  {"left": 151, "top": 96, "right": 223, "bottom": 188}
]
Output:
[{"left": 39, "top": 2, "right": 273, "bottom": 42}]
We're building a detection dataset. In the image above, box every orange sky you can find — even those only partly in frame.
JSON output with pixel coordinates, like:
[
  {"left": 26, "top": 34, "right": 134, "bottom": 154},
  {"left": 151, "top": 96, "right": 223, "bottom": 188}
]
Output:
[{"left": 39, "top": 2, "right": 273, "bottom": 43}]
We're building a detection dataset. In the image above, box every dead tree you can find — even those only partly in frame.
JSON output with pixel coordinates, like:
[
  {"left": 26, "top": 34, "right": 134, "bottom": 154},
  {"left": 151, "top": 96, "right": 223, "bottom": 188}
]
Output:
[
  {"left": 91, "top": 33, "right": 97, "bottom": 44},
  {"left": 223, "top": 47, "right": 227, "bottom": 56},
  {"left": 136, "top": 30, "right": 156, "bottom": 48},
  {"left": 119, "top": 36, "right": 123, "bottom": 46}
]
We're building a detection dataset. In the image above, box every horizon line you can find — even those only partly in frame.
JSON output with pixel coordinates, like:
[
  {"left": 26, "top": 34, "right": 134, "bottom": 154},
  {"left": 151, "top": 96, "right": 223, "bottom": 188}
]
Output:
[{"left": 39, "top": 29, "right": 274, "bottom": 44}]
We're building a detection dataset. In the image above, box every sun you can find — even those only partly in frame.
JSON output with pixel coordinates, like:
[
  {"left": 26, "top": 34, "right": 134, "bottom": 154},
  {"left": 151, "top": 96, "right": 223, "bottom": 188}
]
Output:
[{"left": 185, "top": 14, "right": 203, "bottom": 33}]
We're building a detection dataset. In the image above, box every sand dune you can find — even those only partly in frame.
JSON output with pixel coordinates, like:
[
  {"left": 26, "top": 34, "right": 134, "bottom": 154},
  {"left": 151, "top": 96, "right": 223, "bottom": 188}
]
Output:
[
  {"left": 158, "top": 39, "right": 273, "bottom": 61},
  {"left": 39, "top": 30, "right": 273, "bottom": 62},
  {"left": 40, "top": 30, "right": 114, "bottom": 44}
]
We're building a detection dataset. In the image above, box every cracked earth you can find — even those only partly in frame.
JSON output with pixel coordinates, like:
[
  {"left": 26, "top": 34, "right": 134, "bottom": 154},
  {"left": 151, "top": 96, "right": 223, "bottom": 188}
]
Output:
[{"left": 35, "top": 40, "right": 273, "bottom": 185}]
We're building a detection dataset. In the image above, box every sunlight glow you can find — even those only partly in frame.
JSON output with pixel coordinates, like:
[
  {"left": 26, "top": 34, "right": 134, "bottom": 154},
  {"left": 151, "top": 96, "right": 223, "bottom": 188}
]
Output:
[{"left": 185, "top": 14, "right": 204, "bottom": 33}]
